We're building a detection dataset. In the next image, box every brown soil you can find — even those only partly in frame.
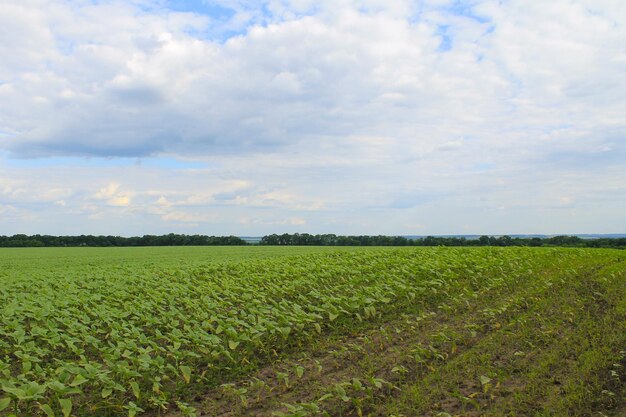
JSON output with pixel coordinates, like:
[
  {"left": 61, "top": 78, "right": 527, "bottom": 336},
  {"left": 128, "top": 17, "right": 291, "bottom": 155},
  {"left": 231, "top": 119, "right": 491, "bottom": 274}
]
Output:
[{"left": 161, "top": 268, "right": 550, "bottom": 417}]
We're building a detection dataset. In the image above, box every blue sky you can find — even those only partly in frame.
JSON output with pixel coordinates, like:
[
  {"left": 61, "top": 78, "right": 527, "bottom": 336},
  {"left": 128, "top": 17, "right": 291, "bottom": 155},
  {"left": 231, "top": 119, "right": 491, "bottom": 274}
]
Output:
[
  {"left": 165, "top": 1, "right": 234, "bottom": 17},
  {"left": 0, "top": 0, "right": 625, "bottom": 236}
]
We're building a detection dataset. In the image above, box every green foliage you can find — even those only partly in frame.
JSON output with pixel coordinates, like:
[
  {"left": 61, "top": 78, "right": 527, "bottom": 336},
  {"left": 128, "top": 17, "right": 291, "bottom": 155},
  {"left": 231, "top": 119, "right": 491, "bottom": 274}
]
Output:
[
  {"left": 0, "top": 246, "right": 623, "bottom": 415},
  {"left": 0, "top": 233, "right": 247, "bottom": 247},
  {"left": 260, "top": 233, "right": 626, "bottom": 248}
]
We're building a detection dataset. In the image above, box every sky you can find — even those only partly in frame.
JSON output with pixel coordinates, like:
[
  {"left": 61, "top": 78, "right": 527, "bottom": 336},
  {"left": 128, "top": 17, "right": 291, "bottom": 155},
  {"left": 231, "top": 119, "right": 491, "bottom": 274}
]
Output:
[{"left": 0, "top": 0, "right": 625, "bottom": 236}]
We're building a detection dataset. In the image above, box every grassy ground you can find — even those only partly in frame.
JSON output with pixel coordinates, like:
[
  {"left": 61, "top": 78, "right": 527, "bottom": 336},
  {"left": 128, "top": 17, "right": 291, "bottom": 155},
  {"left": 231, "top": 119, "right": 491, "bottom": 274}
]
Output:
[
  {"left": 163, "top": 249, "right": 626, "bottom": 417},
  {"left": 0, "top": 245, "right": 378, "bottom": 274},
  {"left": 0, "top": 247, "right": 624, "bottom": 416}
]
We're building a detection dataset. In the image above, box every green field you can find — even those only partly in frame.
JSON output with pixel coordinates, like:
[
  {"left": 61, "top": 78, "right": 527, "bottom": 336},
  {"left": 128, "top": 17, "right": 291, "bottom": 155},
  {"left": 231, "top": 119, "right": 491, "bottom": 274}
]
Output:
[{"left": 0, "top": 247, "right": 624, "bottom": 416}]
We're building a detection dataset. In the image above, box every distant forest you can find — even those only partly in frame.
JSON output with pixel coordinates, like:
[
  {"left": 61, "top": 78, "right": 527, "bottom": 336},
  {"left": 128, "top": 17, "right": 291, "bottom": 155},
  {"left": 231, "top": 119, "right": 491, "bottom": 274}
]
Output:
[
  {"left": 0, "top": 234, "right": 246, "bottom": 247},
  {"left": 259, "top": 233, "right": 626, "bottom": 248},
  {"left": 0, "top": 233, "right": 624, "bottom": 248}
]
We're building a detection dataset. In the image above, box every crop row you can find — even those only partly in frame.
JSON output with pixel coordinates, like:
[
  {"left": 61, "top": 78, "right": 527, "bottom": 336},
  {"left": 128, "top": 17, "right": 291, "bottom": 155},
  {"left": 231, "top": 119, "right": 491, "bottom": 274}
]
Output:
[{"left": 0, "top": 247, "right": 583, "bottom": 416}]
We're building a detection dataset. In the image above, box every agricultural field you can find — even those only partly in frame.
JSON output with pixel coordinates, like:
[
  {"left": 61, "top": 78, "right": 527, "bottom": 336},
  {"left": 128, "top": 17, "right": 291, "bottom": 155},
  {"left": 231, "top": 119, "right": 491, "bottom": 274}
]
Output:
[{"left": 0, "top": 247, "right": 624, "bottom": 416}]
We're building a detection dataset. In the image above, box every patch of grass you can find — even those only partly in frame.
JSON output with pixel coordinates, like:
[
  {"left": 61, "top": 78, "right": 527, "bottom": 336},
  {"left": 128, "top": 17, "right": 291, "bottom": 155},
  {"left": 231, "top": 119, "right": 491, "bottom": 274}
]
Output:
[{"left": 378, "top": 254, "right": 626, "bottom": 417}]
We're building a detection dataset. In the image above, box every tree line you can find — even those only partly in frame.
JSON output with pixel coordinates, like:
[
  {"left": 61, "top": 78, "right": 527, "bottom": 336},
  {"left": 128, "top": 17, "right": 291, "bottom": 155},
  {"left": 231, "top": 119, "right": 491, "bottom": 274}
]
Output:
[
  {"left": 259, "top": 233, "right": 626, "bottom": 248},
  {"left": 0, "top": 234, "right": 247, "bottom": 247},
  {"left": 0, "top": 233, "right": 623, "bottom": 248}
]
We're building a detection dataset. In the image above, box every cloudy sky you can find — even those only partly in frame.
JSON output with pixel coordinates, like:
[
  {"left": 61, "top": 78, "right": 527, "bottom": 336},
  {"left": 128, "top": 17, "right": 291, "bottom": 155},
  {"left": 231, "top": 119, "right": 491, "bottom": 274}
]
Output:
[{"left": 0, "top": 0, "right": 625, "bottom": 236}]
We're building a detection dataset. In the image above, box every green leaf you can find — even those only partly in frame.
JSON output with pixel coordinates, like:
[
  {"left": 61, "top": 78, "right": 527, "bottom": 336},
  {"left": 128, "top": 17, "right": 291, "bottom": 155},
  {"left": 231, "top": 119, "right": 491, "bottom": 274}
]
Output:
[
  {"left": 125, "top": 401, "right": 143, "bottom": 417},
  {"left": 101, "top": 387, "right": 113, "bottom": 398},
  {"left": 328, "top": 312, "right": 339, "bottom": 321},
  {"left": 335, "top": 384, "right": 349, "bottom": 402},
  {"left": 130, "top": 381, "right": 140, "bottom": 399},
  {"left": 295, "top": 365, "right": 304, "bottom": 379},
  {"left": 40, "top": 404, "right": 55, "bottom": 417},
  {"left": 180, "top": 366, "right": 192, "bottom": 384},
  {"left": 24, "top": 382, "right": 46, "bottom": 399},
  {"left": 59, "top": 398, "right": 72, "bottom": 417},
  {"left": 317, "top": 393, "right": 333, "bottom": 402},
  {"left": 0, "top": 398, "right": 11, "bottom": 412},
  {"left": 479, "top": 375, "right": 492, "bottom": 385},
  {"left": 1, "top": 386, "right": 26, "bottom": 399},
  {"left": 47, "top": 381, "right": 67, "bottom": 393},
  {"left": 69, "top": 374, "right": 88, "bottom": 387},
  {"left": 228, "top": 340, "right": 240, "bottom": 350}
]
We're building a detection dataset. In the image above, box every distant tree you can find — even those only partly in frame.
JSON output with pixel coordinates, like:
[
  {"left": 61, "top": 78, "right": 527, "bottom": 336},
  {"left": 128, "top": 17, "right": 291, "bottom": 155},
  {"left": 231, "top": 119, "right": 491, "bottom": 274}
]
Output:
[{"left": 497, "top": 235, "right": 513, "bottom": 246}]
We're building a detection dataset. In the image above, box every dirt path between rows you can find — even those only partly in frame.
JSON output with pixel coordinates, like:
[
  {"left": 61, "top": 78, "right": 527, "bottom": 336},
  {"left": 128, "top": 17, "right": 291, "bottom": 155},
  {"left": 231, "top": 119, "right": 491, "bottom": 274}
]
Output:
[{"left": 162, "top": 262, "right": 570, "bottom": 417}]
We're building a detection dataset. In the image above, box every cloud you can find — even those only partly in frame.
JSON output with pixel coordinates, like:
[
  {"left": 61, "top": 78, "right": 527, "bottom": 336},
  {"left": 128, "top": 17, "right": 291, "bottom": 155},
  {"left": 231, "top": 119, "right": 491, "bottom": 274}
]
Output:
[
  {"left": 1, "top": 0, "right": 621, "bottom": 186},
  {"left": 0, "top": 204, "right": 19, "bottom": 216},
  {"left": 0, "top": 1, "right": 625, "bottom": 235},
  {"left": 1, "top": 150, "right": 625, "bottom": 235},
  {"left": 160, "top": 211, "right": 209, "bottom": 223},
  {"left": 239, "top": 216, "right": 307, "bottom": 226},
  {"left": 3, "top": 0, "right": 619, "bottom": 159},
  {"left": 93, "top": 183, "right": 133, "bottom": 206}
]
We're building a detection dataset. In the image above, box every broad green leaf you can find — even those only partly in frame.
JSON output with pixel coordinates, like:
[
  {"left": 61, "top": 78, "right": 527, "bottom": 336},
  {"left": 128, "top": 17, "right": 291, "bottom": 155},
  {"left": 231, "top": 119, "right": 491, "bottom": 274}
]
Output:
[
  {"left": 479, "top": 375, "right": 492, "bottom": 385},
  {"left": 24, "top": 382, "right": 46, "bottom": 399},
  {"left": 180, "top": 366, "right": 192, "bottom": 384},
  {"left": 0, "top": 398, "right": 11, "bottom": 412},
  {"left": 130, "top": 381, "right": 140, "bottom": 399},
  {"left": 1, "top": 386, "right": 25, "bottom": 399},
  {"left": 335, "top": 385, "right": 349, "bottom": 402},
  {"left": 40, "top": 404, "right": 55, "bottom": 417},
  {"left": 125, "top": 401, "right": 143, "bottom": 417},
  {"left": 47, "top": 381, "right": 67, "bottom": 393},
  {"left": 59, "top": 398, "right": 72, "bottom": 417},
  {"left": 70, "top": 374, "right": 88, "bottom": 387}
]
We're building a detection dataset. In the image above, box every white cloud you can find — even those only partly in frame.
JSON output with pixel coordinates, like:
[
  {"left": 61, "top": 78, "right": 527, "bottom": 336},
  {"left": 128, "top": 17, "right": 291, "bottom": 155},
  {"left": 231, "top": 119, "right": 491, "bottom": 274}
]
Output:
[
  {"left": 2, "top": 0, "right": 624, "bottom": 163},
  {"left": 93, "top": 183, "right": 133, "bottom": 206},
  {"left": 0, "top": 204, "right": 19, "bottom": 216},
  {"left": 239, "top": 216, "right": 307, "bottom": 226},
  {"left": 160, "top": 211, "right": 209, "bottom": 223},
  {"left": 0, "top": 1, "right": 625, "bottom": 234}
]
